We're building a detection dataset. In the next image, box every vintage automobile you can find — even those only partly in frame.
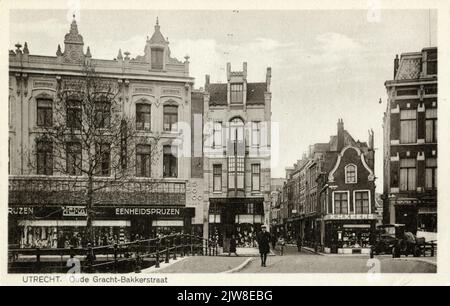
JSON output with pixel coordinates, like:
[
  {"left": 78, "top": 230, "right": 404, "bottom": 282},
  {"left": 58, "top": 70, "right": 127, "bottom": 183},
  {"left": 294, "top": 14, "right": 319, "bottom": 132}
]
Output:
[{"left": 371, "top": 224, "right": 423, "bottom": 257}]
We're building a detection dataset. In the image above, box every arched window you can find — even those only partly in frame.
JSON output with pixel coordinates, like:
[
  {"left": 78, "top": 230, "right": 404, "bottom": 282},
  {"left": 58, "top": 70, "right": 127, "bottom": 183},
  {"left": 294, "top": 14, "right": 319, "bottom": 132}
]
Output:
[
  {"left": 229, "top": 117, "right": 244, "bottom": 143},
  {"left": 163, "top": 105, "right": 178, "bottom": 131},
  {"left": 345, "top": 164, "right": 357, "bottom": 184}
]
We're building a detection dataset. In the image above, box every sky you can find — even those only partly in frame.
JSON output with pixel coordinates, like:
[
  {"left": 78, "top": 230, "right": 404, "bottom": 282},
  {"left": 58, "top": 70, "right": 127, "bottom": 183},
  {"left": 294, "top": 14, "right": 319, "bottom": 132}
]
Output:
[{"left": 9, "top": 9, "right": 437, "bottom": 192}]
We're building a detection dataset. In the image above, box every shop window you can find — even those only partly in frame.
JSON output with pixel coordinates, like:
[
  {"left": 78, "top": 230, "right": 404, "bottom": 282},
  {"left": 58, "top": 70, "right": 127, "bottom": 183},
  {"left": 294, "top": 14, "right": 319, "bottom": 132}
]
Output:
[
  {"left": 213, "top": 164, "right": 222, "bottom": 192},
  {"left": 425, "top": 158, "right": 437, "bottom": 190},
  {"left": 334, "top": 192, "right": 348, "bottom": 214},
  {"left": 425, "top": 108, "right": 437, "bottom": 143},
  {"left": 95, "top": 143, "right": 111, "bottom": 176},
  {"left": 163, "top": 145, "right": 177, "bottom": 178},
  {"left": 36, "top": 140, "right": 53, "bottom": 175},
  {"left": 67, "top": 100, "right": 82, "bottom": 129},
  {"left": 163, "top": 105, "right": 178, "bottom": 132},
  {"left": 37, "top": 99, "right": 53, "bottom": 127},
  {"left": 136, "top": 144, "right": 151, "bottom": 177},
  {"left": 345, "top": 164, "right": 357, "bottom": 184},
  {"left": 213, "top": 121, "right": 222, "bottom": 148},
  {"left": 400, "top": 158, "right": 416, "bottom": 191},
  {"left": 354, "top": 191, "right": 370, "bottom": 214},
  {"left": 136, "top": 103, "right": 151, "bottom": 131},
  {"left": 251, "top": 164, "right": 261, "bottom": 191},
  {"left": 66, "top": 142, "right": 82, "bottom": 175},
  {"left": 94, "top": 100, "right": 111, "bottom": 128},
  {"left": 400, "top": 109, "right": 417, "bottom": 144},
  {"left": 230, "top": 83, "right": 243, "bottom": 104}
]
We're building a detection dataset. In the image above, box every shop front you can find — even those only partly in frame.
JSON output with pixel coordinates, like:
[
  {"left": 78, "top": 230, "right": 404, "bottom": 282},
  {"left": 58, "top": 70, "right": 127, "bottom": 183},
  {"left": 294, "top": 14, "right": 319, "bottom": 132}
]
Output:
[
  {"left": 323, "top": 214, "right": 377, "bottom": 254},
  {"left": 8, "top": 204, "right": 195, "bottom": 249}
]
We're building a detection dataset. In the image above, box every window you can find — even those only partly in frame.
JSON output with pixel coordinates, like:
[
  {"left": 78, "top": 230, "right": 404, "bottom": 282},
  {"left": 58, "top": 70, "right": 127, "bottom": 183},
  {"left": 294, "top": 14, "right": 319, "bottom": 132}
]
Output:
[
  {"left": 426, "top": 49, "right": 437, "bottom": 75},
  {"left": 163, "top": 145, "right": 177, "bottom": 178},
  {"left": 400, "top": 158, "right": 416, "bottom": 191},
  {"left": 37, "top": 99, "right": 53, "bottom": 127},
  {"left": 151, "top": 48, "right": 164, "bottom": 70},
  {"left": 95, "top": 143, "right": 111, "bottom": 176},
  {"left": 213, "top": 164, "right": 222, "bottom": 192},
  {"left": 355, "top": 191, "right": 370, "bottom": 214},
  {"left": 36, "top": 140, "right": 53, "bottom": 175},
  {"left": 213, "top": 122, "right": 222, "bottom": 148},
  {"left": 251, "top": 164, "right": 261, "bottom": 191},
  {"left": 136, "top": 104, "right": 151, "bottom": 131},
  {"left": 95, "top": 101, "right": 111, "bottom": 128},
  {"left": 426, "top": 108, "right": 437, "bottom": 143},
  {"left": 251, "top": 121, "right": 261, "bottom": 147},
  {"left": 228, "top": 156, "right": 245, "bottom": 190},
  {"left": 67, "top": 100, "right": 82, "bottom": 129},
  {"left": 229, "top": 118, "right": 245, "bottom": 155},
  {"left": 230, "top": 84, "right": 243, "bottom": 104},
  {"left": 345, "top": 164, "right": 357, "bottom": 184},
  {"left": 163, "top": 105, "right": 178, "bottom": 132},
  {"left": 425, "top": 158, "right": 437, "bottom": 190},
  {"left": 66, "top": 142, "right": 82, "bottom": 175},
  {"left": 136, "top": 144, "right": 151, "bottom": 177},
  {"left": 334, "top": 192, "right": 348, "bottom": 214},
  {"left": 400, "top": 109, "right": 417, "bottom": 144}
]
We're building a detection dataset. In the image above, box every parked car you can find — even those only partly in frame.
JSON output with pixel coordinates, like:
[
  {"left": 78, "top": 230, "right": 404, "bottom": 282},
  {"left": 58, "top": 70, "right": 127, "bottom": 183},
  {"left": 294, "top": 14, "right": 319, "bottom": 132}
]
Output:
[{"left": 371, "top": 224, "right": 423, "bottom": 257}]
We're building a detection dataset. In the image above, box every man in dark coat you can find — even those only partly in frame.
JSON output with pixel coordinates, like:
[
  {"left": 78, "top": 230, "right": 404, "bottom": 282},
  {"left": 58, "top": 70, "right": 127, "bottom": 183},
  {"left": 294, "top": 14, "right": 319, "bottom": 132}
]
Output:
[
  {"left": 228, "top": 234, "right": 238, "bottom": 256},
  {"left": 257, "top": 225, "right": 271, "bottom": 267}
]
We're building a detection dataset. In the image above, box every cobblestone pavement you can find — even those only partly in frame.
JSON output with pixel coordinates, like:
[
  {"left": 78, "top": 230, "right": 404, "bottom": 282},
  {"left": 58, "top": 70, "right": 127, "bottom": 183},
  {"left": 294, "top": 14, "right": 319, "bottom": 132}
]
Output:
[{"left": 149, "top": 255, "right": 250, "bottom": 273}]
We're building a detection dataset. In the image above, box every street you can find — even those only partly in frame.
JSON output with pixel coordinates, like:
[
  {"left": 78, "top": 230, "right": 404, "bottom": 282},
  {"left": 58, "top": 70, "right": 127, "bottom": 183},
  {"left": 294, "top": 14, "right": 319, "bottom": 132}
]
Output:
[{"left": 148, "top": 246, "right": 436, "bottom": 274}]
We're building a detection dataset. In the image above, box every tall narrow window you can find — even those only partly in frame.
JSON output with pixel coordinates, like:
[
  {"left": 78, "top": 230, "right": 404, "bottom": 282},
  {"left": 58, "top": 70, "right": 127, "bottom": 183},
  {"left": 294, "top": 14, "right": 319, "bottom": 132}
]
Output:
[
  {"left": 426, "top": 108, "right": 437, "bottom": 143},
  {"left": 251, "top": 121, "right": 261, "bottom": 147},
  {"left": 426, "top": 49, "right": 437, "bottom": 76},
  {"left": 230, "top": 84, "right": 243, "bottom": 104},
  {"left": 37, "top": 99, "right": 53, "bottom": 127},
  {"left": 400, "top": 158, "right": 416, "bottom": 191},
  {"left": 151, "top": 48, "right": 164, "bottom": 70},
  {"left": 95, "top": 101, "right": 111, "bottom": 128},
  {"left": 136, "top": 144, "right": 151, "bottom": 177},
  {"left": 37, "top": 140, "right": 53, "bottom": 175},
  {"left": 67, "top": 100, "right": 82, "bottom": 129},
  {"left": 236, "top": 157, "right": 245, "bottom": 189},
  {"left": 425, "top": 158, "right": 437, "bottom": 190},
  {"left": 355, "top": 191, "right": 370, "bottom": 214},
  {"left": 95, "top": 143, "right": 111, "bottom": 176},
  {"left": 228, "top": 157, "right": 235, "bottom": 190},
  {"left": 163, "top": 105, "right": 178, "bottom": 132},
  {"left": 136, "top": 104, "right": 151, "bottom": 131},
  {"left": 66, "top": 142, "right": 82, "bottom": 175},
  {"left": 213, "top": 164, "right": 222, "bottom": 192},
  {"left": 345, "top": 164, "right": 357, "bottom": 184},
  {"left": 229, "top": 117, "right": 245, "bottom": 155},
  {"left": 163, "top": 145, "right": 177, "bottom": 178},
  {"left": 334, "top": 192, "right": 348, "bottom": 214},
  {"left": 213, "top": 121, "right": 222, "bottom": 148},
  {"left": 251, "top": 164, "right": 261, "bottom": 191},
  {"left": 400, "top": 109, "right": 417, "bottom": 144}
]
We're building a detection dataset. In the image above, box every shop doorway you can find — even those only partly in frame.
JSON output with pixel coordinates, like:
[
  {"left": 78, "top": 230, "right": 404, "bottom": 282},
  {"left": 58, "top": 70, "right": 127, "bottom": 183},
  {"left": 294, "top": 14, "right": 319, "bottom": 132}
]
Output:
[{"left": 130, "top": 217, "right": 152, "bottom": 240}]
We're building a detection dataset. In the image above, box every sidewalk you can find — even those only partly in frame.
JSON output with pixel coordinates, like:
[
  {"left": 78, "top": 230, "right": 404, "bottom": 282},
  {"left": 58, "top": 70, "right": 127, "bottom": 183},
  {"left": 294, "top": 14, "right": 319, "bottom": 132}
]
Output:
[
  {"left": 218, "top": 247, "right": 275, "bottom": 257},
  {"left": 141, "top": 256, "right": 251, "bottom": 273}
]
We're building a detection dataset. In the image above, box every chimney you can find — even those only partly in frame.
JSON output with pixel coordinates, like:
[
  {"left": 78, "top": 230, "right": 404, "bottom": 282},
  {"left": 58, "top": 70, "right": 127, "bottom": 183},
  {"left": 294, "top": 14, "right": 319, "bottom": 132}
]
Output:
[
  {"left": 266, "top": 67, "right": 272, "bottom": 92},
  {"left": 394, "top": 54, "right": 399, "bottom": 79},
  {"left": 337, "top": 119, "right": 345, "bottom": 151},
  {"left": 205, "top": 74, "right": 210, "bottom": 87},
  {"left": 243, "top": 62, "right": 247, "bottom": 80},
  {"left": 226, "top": 62, "right": 231, "bottom": 81}
]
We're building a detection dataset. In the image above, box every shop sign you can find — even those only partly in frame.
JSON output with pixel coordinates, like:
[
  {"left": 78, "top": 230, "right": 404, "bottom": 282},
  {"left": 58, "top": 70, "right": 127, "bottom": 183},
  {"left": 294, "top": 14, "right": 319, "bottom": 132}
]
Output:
[
  {"left": 115, "top": 207, "right": 182, "bottom": 216},
  {"left": 324, "top": 214, "right": 377, "bottom": 221},
  {"left": 8, "top": 207, "right": 34, "bottom": 215},
  {"left": 63, "top": 206, "right": 87, "bottom": 217}
]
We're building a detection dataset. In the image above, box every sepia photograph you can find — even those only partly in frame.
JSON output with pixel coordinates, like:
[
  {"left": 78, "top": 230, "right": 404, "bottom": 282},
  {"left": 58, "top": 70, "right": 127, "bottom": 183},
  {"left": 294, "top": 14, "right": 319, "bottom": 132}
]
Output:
[{"left": 1, "top": 0, "right": 449, "bottom": 288}]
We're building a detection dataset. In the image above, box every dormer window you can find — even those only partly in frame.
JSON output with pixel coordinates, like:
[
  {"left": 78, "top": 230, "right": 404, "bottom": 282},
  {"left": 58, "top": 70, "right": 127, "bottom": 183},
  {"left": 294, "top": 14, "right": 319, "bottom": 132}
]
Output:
[
  {"left": 151, "top": 48, "right": 164, "bottom": 70},
  {"left": 230, "top": 83, "right": 243, "bottom": 104}
]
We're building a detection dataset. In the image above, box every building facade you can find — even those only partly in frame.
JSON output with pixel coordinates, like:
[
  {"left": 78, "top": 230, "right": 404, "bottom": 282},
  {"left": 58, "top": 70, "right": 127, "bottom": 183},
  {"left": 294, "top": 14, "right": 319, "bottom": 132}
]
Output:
[
  {"left": 8, "top": 17, "right": 204, "bottom": 248},
  {"left": 383, "top": 47, "right": 437, "bottom": 237},
  {"left": 202, "top": 63, "right": 272, "bottom": 249}
]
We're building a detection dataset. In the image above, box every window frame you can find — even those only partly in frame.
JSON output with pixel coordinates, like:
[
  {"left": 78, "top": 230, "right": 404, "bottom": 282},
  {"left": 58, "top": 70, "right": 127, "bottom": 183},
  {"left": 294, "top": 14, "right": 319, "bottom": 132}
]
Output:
[
  {"left": 136, "top": 103, "right": 151, "bottom": 131},
  {"left": 66, "top": 141, "right": 82, "bottom": 176},
  {"left": 333, "top": 191, "right": 349, "bottom": 215},
  {"left": 212, "top": 121, "right": 223, "bottom": 148},
  {"left": 66, "top": 100, "right": 82, "bottom": 129},
  {"left": 213, "top": 164, "right": 222, "bottom": 192},
  {"left": 400, "top": 109, "right": 417, "bottom": 144},
  {"left": 163, "top": 145, "right": 178, "bottom": 178},
  {"left": 230, "top": 83, "right": 243, "bottom": 104},
  {"left": 163, "top": 105, "right": 178, "bottom": 132},
  {"left": 345, "top": 164, "right": 357, "bottom": 184},
  {"left": 36, "top": 140, "right": 53, "bottom": 175},
  {"left": 353, "top": 190, "right": 371, "bottom": 214},
  {"left": 94, "top": 100, "right": 111, "bottom": 129},
  {"left": 425, "top": 108, "right": 437, "bottom": 143},
  {"left": 136, "top": 144, "right": 151, "bottom": 178},
  {"left": 251, "top": 121, "right": 261, "bottom": 147},
  {"left": 399, "top": 158, "right": 417, "bottom": 191},
  {"left": 37, "top": 99, "right": 53, "bottom": 127},
  {"left": 425, "top": 158, "right": 437, "bottom": 190},
  {"left": 251, "top": 163, "right": 261, "bottom": 192},
  {"left": 95, "top": 143, "right": 111, "bottom": 177},
  {"left": 151, "top": 48, "right": 164, "bottom": 70}
]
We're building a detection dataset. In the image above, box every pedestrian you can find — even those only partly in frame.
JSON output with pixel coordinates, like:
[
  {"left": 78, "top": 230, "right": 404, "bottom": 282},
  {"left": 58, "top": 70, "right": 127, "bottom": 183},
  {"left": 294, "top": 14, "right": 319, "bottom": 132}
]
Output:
[
  {"left": 297, "top": 235, "right": 302, "bottom": 252},
  {"left": 228, "top": 234, "right": 238, "bottom": 256},
  {"left": 271, "top": 234, "right": 277, "bottom": 250},
  {"left": 256, "top": 225, "right": 271, "bottom": 267},
  {"left": 278, "top": 235, "right": 286, "bottom": 256}
]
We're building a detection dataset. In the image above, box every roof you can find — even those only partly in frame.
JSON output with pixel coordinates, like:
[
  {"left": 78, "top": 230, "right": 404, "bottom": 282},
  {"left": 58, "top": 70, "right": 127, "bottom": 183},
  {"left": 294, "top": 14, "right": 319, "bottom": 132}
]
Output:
[{"left": 206, "top": 82, "right": 267, "bottom": 106}]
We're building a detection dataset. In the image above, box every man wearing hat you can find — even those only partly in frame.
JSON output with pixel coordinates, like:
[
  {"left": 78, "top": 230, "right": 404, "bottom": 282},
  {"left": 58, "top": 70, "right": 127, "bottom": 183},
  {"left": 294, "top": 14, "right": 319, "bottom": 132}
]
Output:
[{"left": 256, "top": 225, "right": 271, "bottom": 267}]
